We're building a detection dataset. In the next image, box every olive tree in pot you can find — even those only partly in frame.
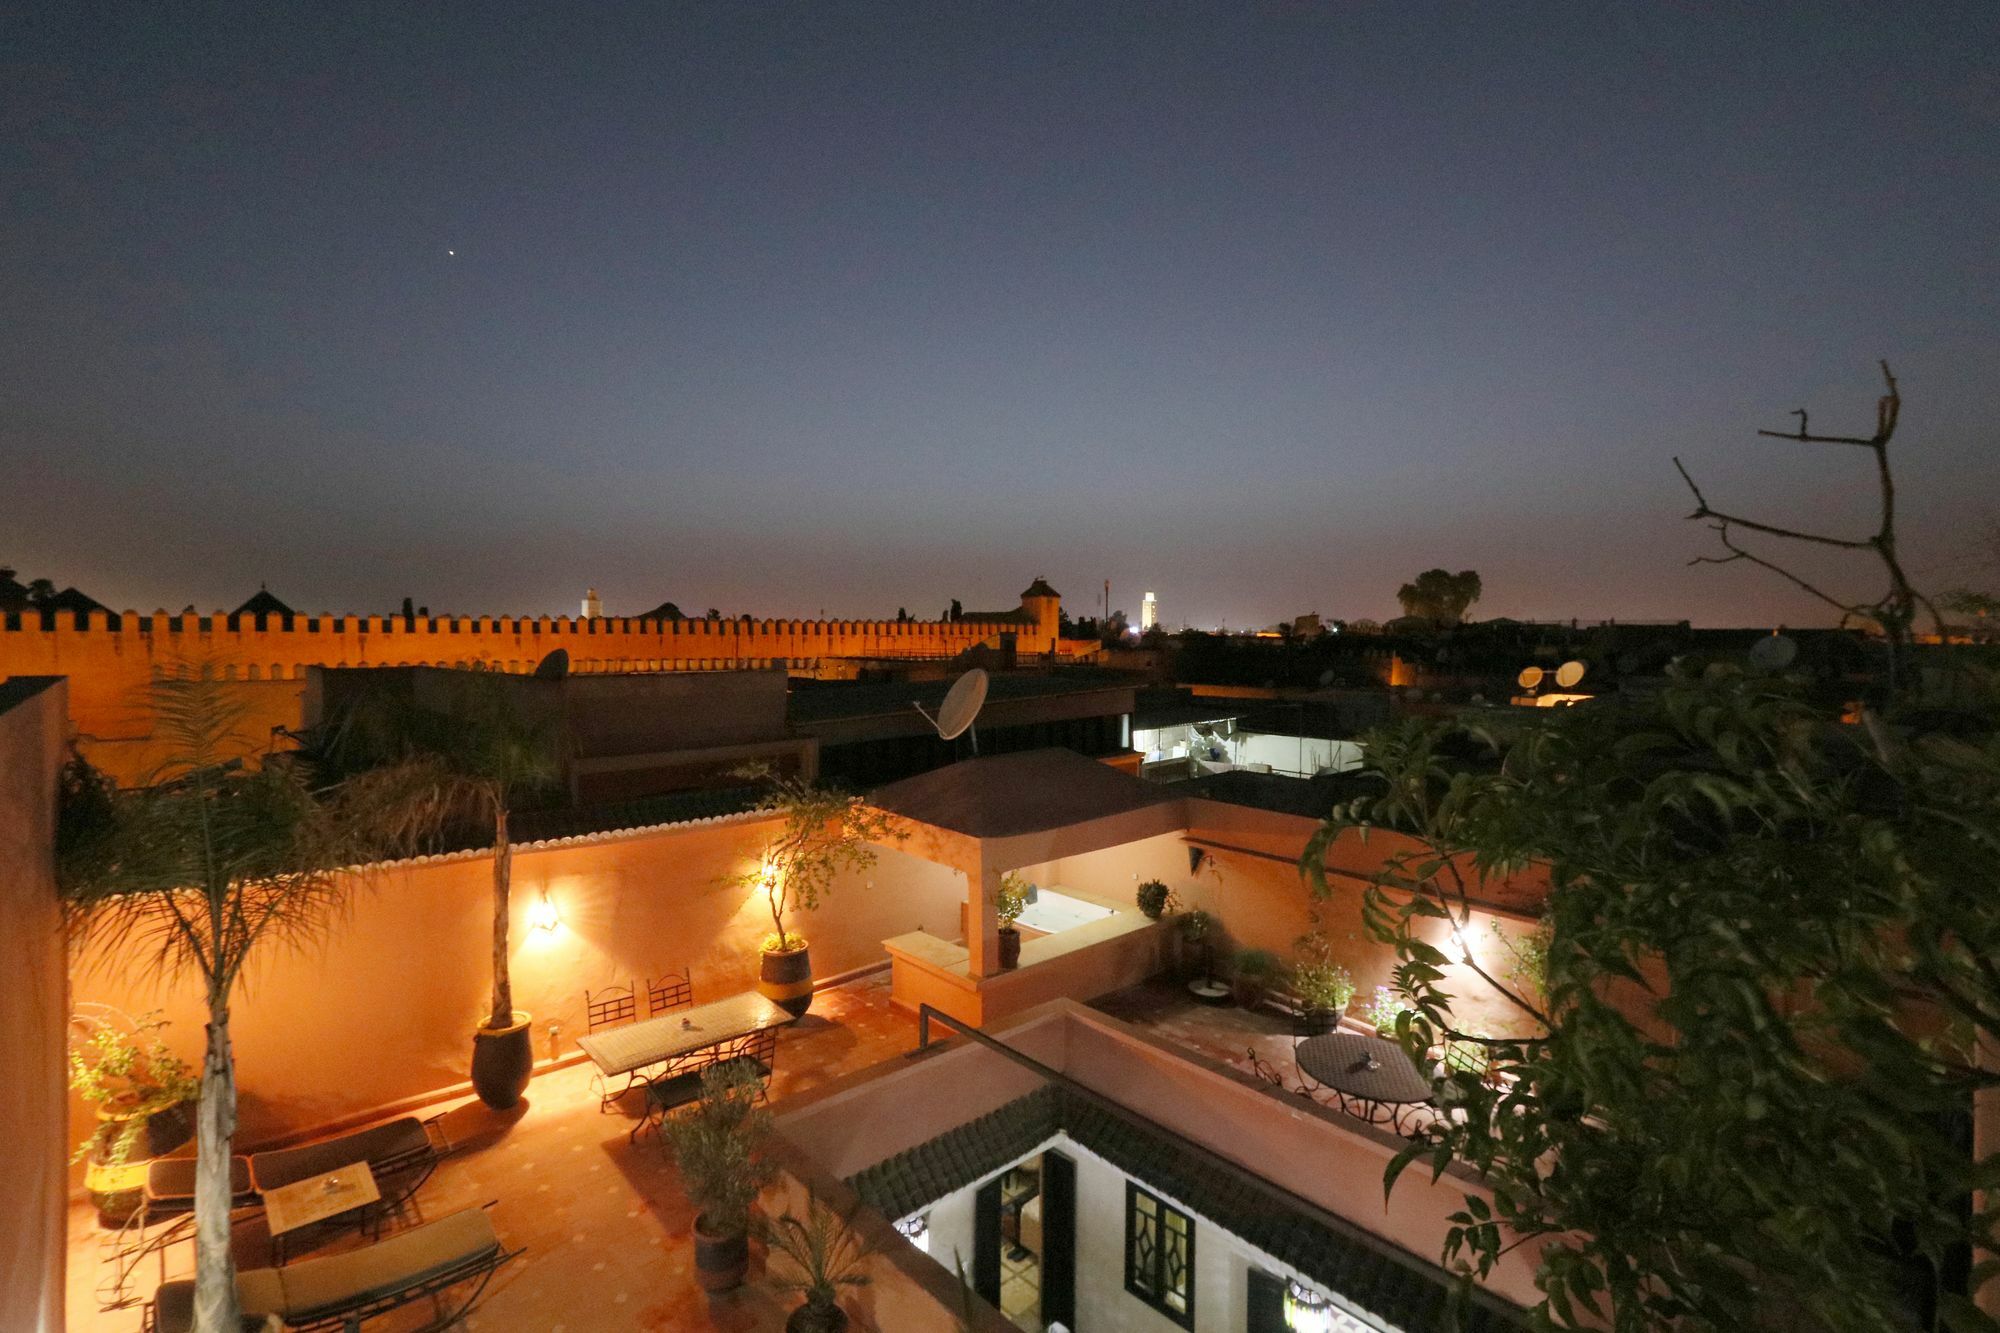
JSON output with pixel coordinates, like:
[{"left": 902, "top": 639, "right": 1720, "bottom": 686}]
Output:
[
  {"left": 662, "top": 1062, "right": 775, "bottom": 1292},
  {"left": 59, "top": 670, "right": 387, "bottom": 1332},
  {"left": 994, "top": 872, "right": 1030, "bottom": 970},
  {"left": 729, "top": 768, "right": 903, "bottom": 1018},
  {"left": 763, "top": 1191, "right": 873, "bottom": 1331},
  {"left": 309, "top": 672, "right": 559, "bottom": 1109}
]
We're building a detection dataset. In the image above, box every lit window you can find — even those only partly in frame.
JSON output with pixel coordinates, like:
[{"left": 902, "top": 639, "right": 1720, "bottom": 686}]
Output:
[{"left": 1125, "top": 1182, "right": 1194, "bottom": 1328}]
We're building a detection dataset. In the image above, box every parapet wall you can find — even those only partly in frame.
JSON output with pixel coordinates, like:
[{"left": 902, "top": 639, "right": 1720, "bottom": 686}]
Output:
[{"left": 0, "top": 606, "right": 1093, "bottom": 773}]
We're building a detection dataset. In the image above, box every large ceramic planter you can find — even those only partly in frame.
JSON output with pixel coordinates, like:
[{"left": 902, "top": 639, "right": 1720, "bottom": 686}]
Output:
[
  {"left": 760, "top": 944, "right": 814, "bottom": 1018},
  {"left": 787, "top": 1300, "right": 851, "bottom": 1332},
  {"left": 997, "top": 927, "right": 1021, "bottom": 970},
  {"left": 471, "top": 1011, "right": 534, "bottom": 1109},
  {"left": 83, "top": 1100, "right": 195, "bottom": 1225},
  {"left": 693, "top": 1216, "right": 750, "bottom": 1292}
]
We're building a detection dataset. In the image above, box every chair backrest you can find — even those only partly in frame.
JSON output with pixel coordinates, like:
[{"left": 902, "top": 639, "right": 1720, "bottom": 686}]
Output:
[
  {"left": 585, "top": 983, "right": 637, "bottom": 1032},
  {"left": 646, "top": 968, "right": 693, "bottom": 1016},
  {"left": 736, "top": 1024, "right": 779, "bottom": 1069}
]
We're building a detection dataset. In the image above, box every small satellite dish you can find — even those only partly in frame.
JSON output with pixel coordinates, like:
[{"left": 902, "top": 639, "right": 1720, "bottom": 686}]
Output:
[
  {"left": 1748, "top": 634, "right": 1798, "bottom": 671},
  {"left": 1517, "top": 665, "right": 1545, "bottom": 691},
  {"left": 1555, "top": 660, "right": 1587, "bottom": 689},
  {"left": 914, "top": 668, "right": 990, "bottom": 749},
  {"left": 533, "top": 649, "right": 570, "bottom": 680}
]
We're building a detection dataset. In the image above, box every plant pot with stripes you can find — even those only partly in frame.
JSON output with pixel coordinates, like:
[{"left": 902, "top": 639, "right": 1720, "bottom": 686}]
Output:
[{"left": 759, "top": 942, "right": 815, "bottom": 1018}]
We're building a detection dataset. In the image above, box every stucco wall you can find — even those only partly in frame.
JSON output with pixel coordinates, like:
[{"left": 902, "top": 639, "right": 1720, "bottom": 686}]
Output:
[
  {"left": 0, "top": 678, "right": 70, "bottom": 1333},
  {"left": 68, "top": 815, "right": 966, "bottom": 1147}
]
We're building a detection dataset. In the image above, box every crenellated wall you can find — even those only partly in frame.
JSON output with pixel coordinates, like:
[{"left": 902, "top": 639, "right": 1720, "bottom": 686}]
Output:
[{"left": 1, "top": 597, "right": 1097, "bottom": 779}]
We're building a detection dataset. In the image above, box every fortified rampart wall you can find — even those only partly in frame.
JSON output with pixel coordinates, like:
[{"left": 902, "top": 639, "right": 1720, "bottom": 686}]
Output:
[{"left": 0, "top": 605, "right": 1089, "bottom": 775}]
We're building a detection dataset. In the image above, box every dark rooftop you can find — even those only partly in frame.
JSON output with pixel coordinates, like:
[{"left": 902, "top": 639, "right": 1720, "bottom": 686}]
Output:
[
  {"left": 1179, "top": 769, "right": 1376, "bottom": 820},
  {"left": 789, "top": 671, "right": 1133, "bottom": 727},
  {"left": 234, "top": 585, "right": 295, "bottom": 618},
  {"left": 866, "top": 748, "right": 1175, "bottom": 839}
]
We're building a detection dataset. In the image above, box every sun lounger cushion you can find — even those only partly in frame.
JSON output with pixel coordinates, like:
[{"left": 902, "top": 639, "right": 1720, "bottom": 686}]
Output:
[
  {"left": 277, "top": 1207, "right": 500, "bottom": 1321},
  {"left": 249, "top": 1117, "right": 430, "bottom": 1191},
  {"left": 148, "top": 1209, "right": 500, "bottom": 1332},
  {"left": 146, "top": 1155, "right": 255, "bottom": 1204}
]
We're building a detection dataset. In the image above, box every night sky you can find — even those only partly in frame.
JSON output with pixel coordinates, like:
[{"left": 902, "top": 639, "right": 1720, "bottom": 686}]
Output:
[{"left": 5, "top": 5, "right": 1997, "bottom": 629}]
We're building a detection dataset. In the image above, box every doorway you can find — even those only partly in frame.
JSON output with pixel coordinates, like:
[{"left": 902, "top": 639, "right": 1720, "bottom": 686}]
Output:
[{"left": 974, "top": 1149, "right": 1077, "bottom": 1330}]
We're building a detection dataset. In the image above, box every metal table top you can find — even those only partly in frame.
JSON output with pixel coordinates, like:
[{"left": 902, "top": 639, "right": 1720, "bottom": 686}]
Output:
[
  {"left": 576, "top": 991, "right": 792, "bottom": 1077},
  {"left": 1295, "top": 1032, "right": 1434, "bottom": 1104}
]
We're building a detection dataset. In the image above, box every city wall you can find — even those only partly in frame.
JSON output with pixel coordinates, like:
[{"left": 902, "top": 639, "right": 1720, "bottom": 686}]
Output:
[{"left": 2, "top": 605, "right": 1089, "bottom": 778}]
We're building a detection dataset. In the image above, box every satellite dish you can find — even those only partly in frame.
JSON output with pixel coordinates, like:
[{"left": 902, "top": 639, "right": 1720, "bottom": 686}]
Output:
[
  {"left": 1517, "top": 665, "right": 1545, "bottom": 691},
  {"left": 533, "top": 649, "right": 570, "bottom": 680},
  {"left": 914, "top": 668, "right": 990, "bottom": 750},
  {"left": 1748, "top": 634, "right": 1798, "bottom": 671},
  {"left": 1555, "top": 660, "right": 1587, "bottom": 689}
]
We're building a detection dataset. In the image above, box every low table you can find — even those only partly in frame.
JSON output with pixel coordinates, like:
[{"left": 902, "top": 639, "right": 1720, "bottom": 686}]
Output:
[
  {"left": 1295, "top": 1031, "right": 1434, "bottom": 1133},
  {"left": 263, "top": 1163, "right": 379, "bottom": 1265}
]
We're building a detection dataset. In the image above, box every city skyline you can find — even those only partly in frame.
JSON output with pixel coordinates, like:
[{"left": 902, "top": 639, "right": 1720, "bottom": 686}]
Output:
[{"left": 6, "top": 6, "right": 1998, "bottom": 629}]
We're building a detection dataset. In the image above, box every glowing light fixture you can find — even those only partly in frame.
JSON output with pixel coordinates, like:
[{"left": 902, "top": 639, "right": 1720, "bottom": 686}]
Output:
[
  {"left": 894, "top": 1213, "right": 930, "bottom": 1253},
  {"left": 1440, "top": 928, "right": 1469, "bottom": 965},
  {"left": 528, "top": 891, "right": 560, "bottom": 934}
]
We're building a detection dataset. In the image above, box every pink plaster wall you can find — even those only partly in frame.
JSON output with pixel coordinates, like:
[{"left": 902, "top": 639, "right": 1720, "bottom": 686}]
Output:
[
  {"left": 0, "top": 679, "right": 70, "bottom": 1333},
  {"left": 67, "top": 817, "right": 965, "bottom": 1149}
]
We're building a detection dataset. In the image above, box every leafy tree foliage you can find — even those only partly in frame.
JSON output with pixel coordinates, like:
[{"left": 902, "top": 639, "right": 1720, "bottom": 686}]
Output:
[
  {"left": 1308, "top": 667, "right": 2000, "bottom": 1331},
  {"left": 1396, "top": 568, "right": 1483, "bottom": 625}
]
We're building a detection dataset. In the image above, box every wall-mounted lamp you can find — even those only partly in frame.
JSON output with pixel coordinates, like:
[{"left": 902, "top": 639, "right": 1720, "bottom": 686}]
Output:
[
  {"left": 1440, "top": 928, "right": 1469, "bottom": 966},
  {"left": 528, "top": 891, "right": 560, "bottom": 933}
]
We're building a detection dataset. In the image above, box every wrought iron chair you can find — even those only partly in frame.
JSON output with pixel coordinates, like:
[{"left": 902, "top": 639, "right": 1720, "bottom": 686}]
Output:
[
  {"left": 585, "top": 982, "right": 638, "bottom": 1032},
  {"left": 646, "top": 967, "right": 694, "bottom": 1017},
  {"left": 711, "top": 1026, "right": 780, "bottom": 1097}
]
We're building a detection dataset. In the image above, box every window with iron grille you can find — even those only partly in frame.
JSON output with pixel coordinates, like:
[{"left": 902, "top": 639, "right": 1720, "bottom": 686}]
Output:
[{"left": 1125, "top": 1181, "right": 1195, "bottom": 1327}]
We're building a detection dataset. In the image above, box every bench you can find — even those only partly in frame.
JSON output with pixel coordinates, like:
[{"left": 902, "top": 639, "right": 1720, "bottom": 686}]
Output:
[{"left": 144, "top": 1205, "right": 519, "bottom": 1333}]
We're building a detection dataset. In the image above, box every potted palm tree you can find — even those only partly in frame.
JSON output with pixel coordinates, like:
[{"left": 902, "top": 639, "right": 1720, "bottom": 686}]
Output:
[
  {"left": 312, "top": 671, "right": 558, "bottom": 1108},
  {"left": 59, "top": 669, "right": 387, "bottom": 1331},
  {"left": 729, "top": 768, "right": 902, "bottom": 1018},
  {"left": 662, "top": 1062, "right": 775, "bottom": 1292},
  {"left": 764, "top": 1192, "right": 872, "bottom": 1332},
  {"left": 995, "top": 872, "right": 1030, "bottom": 970}
]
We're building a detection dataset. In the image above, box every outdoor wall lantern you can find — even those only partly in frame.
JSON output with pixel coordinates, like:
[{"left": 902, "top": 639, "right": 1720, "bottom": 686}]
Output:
[
  {"left": 1440, "top": 926, "right": 1470, "bottom": 966},
  {"left": 894, "top": 1213, "right": 930, "bottom": 1253},
  {"left": 528, "top": 891, "right": 561, "bottom": 934}
]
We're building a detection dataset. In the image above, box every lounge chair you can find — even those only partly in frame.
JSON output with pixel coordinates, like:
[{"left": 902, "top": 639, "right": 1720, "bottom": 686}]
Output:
[
  {"left": 98, "top": 1156, "right": 261, "bottom": 1311},
  {"left": 144, "top": 1204, "right": 520, "bottom": 1333}
]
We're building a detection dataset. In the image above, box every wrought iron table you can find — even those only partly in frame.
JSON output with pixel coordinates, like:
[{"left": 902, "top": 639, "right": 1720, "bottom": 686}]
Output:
[{"left": 1293, "top": 1031, "right": 1434, "bottom": 1133}]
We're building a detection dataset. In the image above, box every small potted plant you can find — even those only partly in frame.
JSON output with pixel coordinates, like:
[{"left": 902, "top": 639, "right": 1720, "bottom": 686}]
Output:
[
  {"left": 1135, "top": 878, "right": 1176, "bottom": 920},
  {"left": 1290, "top": 960, "right": 1355, "bottom": 1036},
  {"left": 995, "top": 872, "right": 1030, "bottom": 970},
  {"left": 764, "top": 1191, "right": 873, "bottom": 1332},
  {"left": 1363, "top": 985, "right": 1412, "bottom": 1038},
  {"left": 1180, "top": 909, "right": 1231, "bottom": 1003},
  {"left": 1230, "top": 948, "right": 1282, "bottom": 1010},
  {"left": 69, "top": 1007, "right": 198, "bottom": 1224},
  {"left": 662, "top": 1062, "right": 776, "bottom": 1292}
]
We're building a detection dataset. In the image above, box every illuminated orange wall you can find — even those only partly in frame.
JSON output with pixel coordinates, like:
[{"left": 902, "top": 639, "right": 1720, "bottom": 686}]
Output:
[
  {"left": 0, "top": 679, "right": 69, "bottom": 1333},
  {"left": 1, "top": 605, "right": 1100, "bottom": 780},
  {"left": 67, "top": 814, "right": 967, "bottom": 1151}
]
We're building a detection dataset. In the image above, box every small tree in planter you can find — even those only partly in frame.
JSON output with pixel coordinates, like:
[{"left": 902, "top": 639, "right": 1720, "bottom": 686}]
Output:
[
  {"left": 1290, "top": 959, "right": 1356, "bottom": 1035},
  {"left": 69, "top": 1006, "right": 199, "bottom": 1222},
  {"left": 662, "top": 1061, "right": 776, "bottom": 1292},
  {"left": 729, "top": 769, "right": 904, "bottom": 1017},
  {"left": 1229, "top": 948, "right": 1282, "bottom": 1010},
  {"left": 994, "top": 872, "right": 1031, "bottom": 970},
  {"left": 763, "top": 1191, "right": 873, "bottom": 1332}
]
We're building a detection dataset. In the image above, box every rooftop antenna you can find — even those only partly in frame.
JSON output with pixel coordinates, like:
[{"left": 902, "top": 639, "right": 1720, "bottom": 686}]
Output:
[{"left": 914, "top": 668, "right": 989, "bottom": 755}]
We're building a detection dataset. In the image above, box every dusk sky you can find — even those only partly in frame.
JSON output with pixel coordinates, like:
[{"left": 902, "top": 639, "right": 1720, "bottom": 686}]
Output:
[{"left": 5, "top": 5, "right": 1997, "bottom": 629}]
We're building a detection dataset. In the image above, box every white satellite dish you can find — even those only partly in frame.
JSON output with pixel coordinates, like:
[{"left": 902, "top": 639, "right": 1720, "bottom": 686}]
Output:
[
  {"left": 1517, "top": 665, "right": 1545, "bottom": 691},
  {"left": 1555, "top": 660, "right": 1587, "bottom": 689},
  {"left": 1748, "top": 634, "right": 1798, "bottom": 671},
  {"left": 914, "top": 668, "right": 990, "bottom": 750}
]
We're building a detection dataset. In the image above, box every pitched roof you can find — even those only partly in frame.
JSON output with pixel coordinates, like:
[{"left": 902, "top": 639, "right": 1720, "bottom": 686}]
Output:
[
  {"left": 866, "top": 749, "right": 1175, "bottom": 838},
  {"left": 1020, "top": 578, "right": 1060, "bottom": 600},
  {"left": 234, "top": 585, "right": 295, "bottom": 617},
  {"left": 847, "top": 1084, "right": 1522, "bottom": 1332}
]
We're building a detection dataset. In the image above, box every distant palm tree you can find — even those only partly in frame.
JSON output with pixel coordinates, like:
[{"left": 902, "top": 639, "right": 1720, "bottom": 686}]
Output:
[
  {"left": 314, "top": 672, "right": 560, "bottom": 1033},
  {"left": 60, "top": 669, "right": 392, "bottom": 1333}
]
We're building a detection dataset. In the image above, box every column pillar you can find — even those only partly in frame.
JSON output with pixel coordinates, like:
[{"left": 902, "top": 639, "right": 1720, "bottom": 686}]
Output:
[{"left": 966, "top": 854, "right": 1003, "bottom": 981}]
